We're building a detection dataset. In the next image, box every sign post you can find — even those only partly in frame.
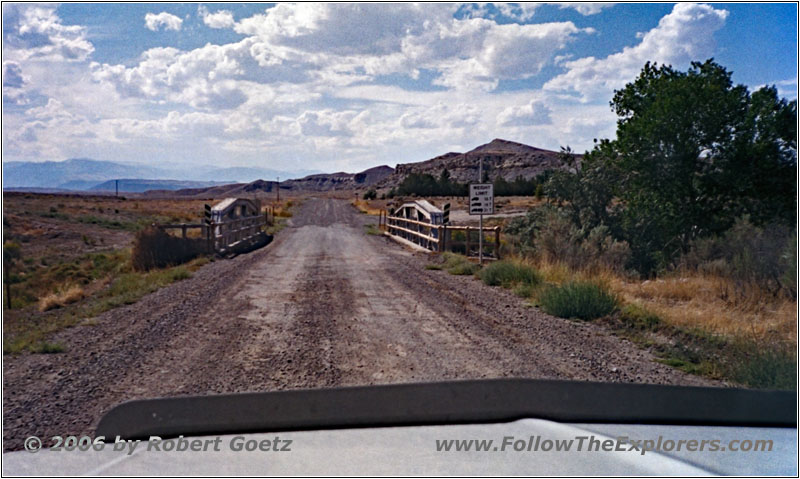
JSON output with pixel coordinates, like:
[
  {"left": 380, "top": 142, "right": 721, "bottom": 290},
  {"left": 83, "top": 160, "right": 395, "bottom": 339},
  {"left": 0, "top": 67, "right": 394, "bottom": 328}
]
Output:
[{"left": 469, "top": 158, "right": 494, "bottom": 264}]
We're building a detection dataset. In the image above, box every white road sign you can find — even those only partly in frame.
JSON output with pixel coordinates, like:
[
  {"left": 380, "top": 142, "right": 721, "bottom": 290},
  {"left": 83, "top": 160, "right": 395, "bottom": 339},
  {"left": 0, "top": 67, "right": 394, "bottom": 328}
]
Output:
[{"left": 469, "top": 183, "right": 494, "bottom": 215}]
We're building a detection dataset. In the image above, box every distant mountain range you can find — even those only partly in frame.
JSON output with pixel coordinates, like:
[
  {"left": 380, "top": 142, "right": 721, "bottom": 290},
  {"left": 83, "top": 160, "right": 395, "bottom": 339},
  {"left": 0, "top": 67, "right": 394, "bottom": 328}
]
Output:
[
  {"left": 143, "top": 165, "right": 396, "bottom": 198},
  {"left": 3, "top": 139, "right": 571, "bottom": 196},
  {"left": 90, "top": 179, "right": 230, "bottom": 193},
  {"left": 1, "top": 158, "right": 319, "bottom": 191}
]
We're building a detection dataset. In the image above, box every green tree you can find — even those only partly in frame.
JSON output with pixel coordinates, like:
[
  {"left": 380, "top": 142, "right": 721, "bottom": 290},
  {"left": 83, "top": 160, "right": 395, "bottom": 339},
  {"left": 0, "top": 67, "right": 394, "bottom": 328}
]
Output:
[
  {"left": 547, "top": 59, "right": 796, "bottom": 275},
  {"left": 611, "top": 60, "right": 795, "bottom": 273},
  {"left": 546, "top": 145, "right": 620, "bottom": 237}
]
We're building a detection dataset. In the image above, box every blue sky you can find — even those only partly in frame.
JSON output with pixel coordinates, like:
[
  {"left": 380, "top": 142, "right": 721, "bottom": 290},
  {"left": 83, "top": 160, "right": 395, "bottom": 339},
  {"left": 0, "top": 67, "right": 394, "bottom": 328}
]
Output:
[{"left": 2, "top": 3, "right": 797, "bottom": 174}]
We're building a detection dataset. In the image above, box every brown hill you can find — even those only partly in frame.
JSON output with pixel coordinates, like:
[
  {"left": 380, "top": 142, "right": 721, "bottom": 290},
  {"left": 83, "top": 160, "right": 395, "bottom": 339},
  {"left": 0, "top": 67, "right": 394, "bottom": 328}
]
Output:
[
  {"left": 377, "top": 139, "right": 576, "bottom": 188},
  {"left": 283, "top": 165, "right": 393, "bottom": 191},
  {"left": 143, "top": 165, "right": 394, "bottom": 198}
]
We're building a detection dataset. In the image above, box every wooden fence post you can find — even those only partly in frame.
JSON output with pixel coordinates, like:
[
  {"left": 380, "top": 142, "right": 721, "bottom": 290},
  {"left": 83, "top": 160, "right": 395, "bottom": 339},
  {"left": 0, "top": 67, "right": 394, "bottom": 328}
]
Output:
[
  {"left": 465, "top": 228, "right": 471, "bottom": 257},
  {"left": 495, "top": 227, "right": 501, "bottom": 259}
]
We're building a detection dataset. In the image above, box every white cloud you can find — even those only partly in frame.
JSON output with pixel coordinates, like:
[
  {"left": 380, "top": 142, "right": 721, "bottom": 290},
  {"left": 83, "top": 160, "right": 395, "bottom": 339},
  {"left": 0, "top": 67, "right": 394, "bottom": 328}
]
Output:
[
  {"left": 461, "top": 3, "right": 614, "bottom": 22},
  {"left": 144, "top": 12, "right": 183, "bottom": 32},
  {"left": 545, "top": 3, "right": 728, "bottom": 101},
  {"left": 198, "top": 6, "right": 235, "bottom": 29},
  {"left": 297, "top": 110, "right": 356, "bottom": 137},
  {"left": 403, "top": 17, "right": 591, "bottom": 90},
  {"left": 557, "top": 3, "right": 615, "bottom": 16},
  {"left": 236, "top": 4, "right": 452, "bottom": 56},
  {"left": 2, "top": 4, "right": 94, "bottom": 61},
  {"left": 461, "top": 3, "right": 541, "bottom": 22},
  {"left": 498, "top": 100, "right": 553, "bottom": 126},
  {"left": 3, "top": 3, "right": 768, "bottom": 173}
]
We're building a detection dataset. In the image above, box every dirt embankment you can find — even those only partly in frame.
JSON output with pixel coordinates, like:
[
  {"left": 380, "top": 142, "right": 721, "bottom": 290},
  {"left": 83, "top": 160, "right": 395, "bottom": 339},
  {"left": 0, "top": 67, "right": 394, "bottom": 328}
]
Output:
[{"left": 3, "top": 198, "right": 716, "bottom": 451}]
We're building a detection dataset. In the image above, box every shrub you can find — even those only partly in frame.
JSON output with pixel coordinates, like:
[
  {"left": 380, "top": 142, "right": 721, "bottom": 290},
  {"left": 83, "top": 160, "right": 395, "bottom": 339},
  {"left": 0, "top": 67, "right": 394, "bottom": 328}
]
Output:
[
  {"left": 363, "top": 189, "right": 377, "bottom": 200},
  {"left": 506, "top": 205, "right": 631, "bottom": 273},
  {"left": 131, "top": 227, "right": 207, "bottom": 271},
  {"left": 680, "top": 216, "right": 794, "bottom": 298},
  {"left": 539, "top": 281, "right": 618, "bottom": 320},
  {"left": 479, "top": 261, "right": 541, "bottom": 288}
]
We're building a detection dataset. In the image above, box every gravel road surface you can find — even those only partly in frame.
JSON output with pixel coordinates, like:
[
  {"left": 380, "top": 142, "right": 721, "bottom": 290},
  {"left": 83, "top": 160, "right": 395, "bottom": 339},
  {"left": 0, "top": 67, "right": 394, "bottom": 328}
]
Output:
[{"left": 3, "top": 198, "right": 716, "bottom": 451}]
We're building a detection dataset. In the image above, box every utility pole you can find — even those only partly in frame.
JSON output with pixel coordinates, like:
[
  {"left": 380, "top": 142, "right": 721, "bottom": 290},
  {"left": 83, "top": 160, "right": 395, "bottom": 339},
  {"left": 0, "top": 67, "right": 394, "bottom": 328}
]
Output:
[
  {"left": 276, "top": 176, "right": 280, "bottom": 203},
  {"left": 478, "top": 157, "right": 483, "bottom": 265},
  {"left": 115, "top": 179, "right": 119, "bottom": 197}
]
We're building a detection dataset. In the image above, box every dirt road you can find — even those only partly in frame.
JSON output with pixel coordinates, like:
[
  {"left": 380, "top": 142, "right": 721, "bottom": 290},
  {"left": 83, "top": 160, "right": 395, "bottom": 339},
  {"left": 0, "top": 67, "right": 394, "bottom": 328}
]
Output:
[{"left": 3, "top": 198, "right": 715, "bottom": 450}]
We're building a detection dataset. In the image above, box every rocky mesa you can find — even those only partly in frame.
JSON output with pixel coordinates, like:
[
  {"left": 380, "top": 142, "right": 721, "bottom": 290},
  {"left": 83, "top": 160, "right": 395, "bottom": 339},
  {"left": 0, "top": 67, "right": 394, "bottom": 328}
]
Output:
[{"left": 377, "top": 138, "right": 575, "bottom": 188}]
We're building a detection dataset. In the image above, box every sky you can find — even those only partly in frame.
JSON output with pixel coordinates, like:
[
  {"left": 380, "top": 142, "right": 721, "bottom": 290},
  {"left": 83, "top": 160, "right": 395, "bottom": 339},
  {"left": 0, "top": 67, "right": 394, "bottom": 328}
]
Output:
[{"left": 2, "top": 2, "right": 797, "bottom": 174}]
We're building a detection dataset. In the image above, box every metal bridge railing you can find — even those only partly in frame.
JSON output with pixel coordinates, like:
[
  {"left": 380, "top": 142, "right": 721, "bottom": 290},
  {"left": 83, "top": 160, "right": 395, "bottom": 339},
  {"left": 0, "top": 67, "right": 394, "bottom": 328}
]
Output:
[
  {"left": 380, "top": 211, "right": 501, "bottom": 259},
  {"left": 155, "top": 213, "right": 268, "bottom": 254}
]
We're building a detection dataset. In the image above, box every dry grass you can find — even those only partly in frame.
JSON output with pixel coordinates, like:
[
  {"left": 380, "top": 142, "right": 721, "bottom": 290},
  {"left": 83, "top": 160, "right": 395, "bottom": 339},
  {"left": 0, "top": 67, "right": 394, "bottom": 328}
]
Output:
[
  {"left": 38, "top": 285, "right": 85, "bottom": 312},
  {"left": 611, "top": 273, "right": 797, "bottom": 344},
  {"left": 515, "top": 256, "right": 796, "bottom": 344},
  {"left": 265, "top": 199, "right": 296, "bottom": 218},
  {"left": 352, "top": 199, "right": 384, "bottom": 216}
]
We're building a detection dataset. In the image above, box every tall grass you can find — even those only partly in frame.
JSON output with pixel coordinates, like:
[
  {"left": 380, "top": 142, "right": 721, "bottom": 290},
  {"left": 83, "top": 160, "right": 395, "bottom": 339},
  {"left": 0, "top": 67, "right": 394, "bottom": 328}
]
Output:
[{"left": 539, "top": 281, "right": 618, "bottom": 320}]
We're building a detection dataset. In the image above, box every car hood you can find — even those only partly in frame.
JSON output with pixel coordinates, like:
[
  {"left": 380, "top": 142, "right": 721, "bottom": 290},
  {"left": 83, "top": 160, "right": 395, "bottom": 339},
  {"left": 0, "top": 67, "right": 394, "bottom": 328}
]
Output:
[{"left": 3, "top": 418, "right": 796, "bottom": 476}]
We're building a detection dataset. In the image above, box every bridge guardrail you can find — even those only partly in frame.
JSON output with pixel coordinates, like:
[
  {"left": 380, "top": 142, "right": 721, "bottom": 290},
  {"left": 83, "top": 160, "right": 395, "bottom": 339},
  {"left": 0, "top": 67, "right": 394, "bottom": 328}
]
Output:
[
  {"left": 155, "top": 213, "right": 268, "bottom": 254},
  {"left": 381, "top": 211, "right": 501, "bottom": 259}
]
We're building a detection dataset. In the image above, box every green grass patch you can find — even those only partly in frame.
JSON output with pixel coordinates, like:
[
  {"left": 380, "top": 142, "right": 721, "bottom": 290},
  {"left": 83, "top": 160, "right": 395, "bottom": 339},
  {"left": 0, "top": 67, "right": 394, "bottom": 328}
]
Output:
[
  {"left": 538, "top": 280, "right": 618, "bottom": 320},
  {"left": 364, "top": 224, "right": 382, "bottom": 236},
  {"left": 478, "top": 260, "right": 541, "bottom": 288},
  {"left": 512, "top": 282, "right": 538, "bottom": 299},
  {"left": 265, "top": 217, "right": 289, "bottom": 236},
  {"left": 426, "top": 253, "right": 482, "bottom": 275},
  {"left": 448, "top": 261, "right": 481, "bottom": 275},
  {"left": 435, "top": 253, "right": 480, "bottom": 275},
  {"left": 619, "top": 303, "right": 662, "bottom": 331}
]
